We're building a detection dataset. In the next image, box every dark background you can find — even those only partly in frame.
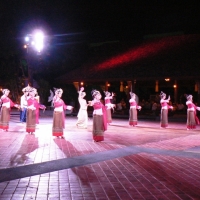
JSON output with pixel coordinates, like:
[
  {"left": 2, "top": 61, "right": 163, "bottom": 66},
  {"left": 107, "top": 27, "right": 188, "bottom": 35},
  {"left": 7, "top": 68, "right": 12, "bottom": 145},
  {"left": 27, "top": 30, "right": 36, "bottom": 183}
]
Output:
[{"left": 1, "top": 0, "right": 200, "bottom": 51}]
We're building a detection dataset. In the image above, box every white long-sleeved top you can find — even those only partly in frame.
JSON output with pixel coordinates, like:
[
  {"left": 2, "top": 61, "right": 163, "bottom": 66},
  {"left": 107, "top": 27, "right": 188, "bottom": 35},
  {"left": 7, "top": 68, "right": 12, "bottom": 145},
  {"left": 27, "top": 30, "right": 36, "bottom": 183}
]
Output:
[{"left": 20, "top": 95, "right": 27, "bottom": 108}]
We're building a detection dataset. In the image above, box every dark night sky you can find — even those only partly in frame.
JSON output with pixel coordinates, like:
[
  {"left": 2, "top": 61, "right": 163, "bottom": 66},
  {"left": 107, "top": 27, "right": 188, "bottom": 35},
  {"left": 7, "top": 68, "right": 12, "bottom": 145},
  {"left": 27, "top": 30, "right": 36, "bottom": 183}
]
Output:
[
  {"left": 0, "top": 0, "right": 200, "bottom": 48},
  {"left": 0, "top": 0, "right": 199, "bottom": 85}
]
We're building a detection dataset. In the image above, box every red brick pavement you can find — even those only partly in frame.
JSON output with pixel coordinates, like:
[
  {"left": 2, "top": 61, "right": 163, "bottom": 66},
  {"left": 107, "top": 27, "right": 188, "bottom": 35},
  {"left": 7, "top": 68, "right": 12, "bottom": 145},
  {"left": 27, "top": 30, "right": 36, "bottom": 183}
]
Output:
[{"left": 0, "top": 112, "right": 200, "bottom": 200}]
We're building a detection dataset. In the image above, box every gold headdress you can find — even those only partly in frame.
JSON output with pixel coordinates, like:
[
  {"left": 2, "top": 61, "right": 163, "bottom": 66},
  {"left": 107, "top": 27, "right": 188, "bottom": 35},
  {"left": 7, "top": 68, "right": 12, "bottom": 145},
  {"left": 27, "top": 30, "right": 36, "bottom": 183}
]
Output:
[
  {"left": 2, "top": 89, "right": 10, "bottom": 94},
  {"left": 186, "top": 94, "right": 193, "bottom": 100},
  {"left": 55, "top": 88, "right": 63, "bottom": 95},
  {"left": 91, "top": 89, "right": 100, "bottom": 97},
  {"left": 22, "top": 84, "right": 31, "bottom": 93},
  {"left": 104, "top": 91, "right": 110, "bottom": 96},
  {"left": 160, "top": 91, "right": 166, "bottom": 98}
]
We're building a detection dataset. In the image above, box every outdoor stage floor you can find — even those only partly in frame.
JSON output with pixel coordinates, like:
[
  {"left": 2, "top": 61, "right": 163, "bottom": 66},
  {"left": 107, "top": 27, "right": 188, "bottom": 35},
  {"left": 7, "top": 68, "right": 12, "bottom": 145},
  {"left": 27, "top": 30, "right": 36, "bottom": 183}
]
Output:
[{"left": 0, "top": 111, "right": 200, "bottom": 200}]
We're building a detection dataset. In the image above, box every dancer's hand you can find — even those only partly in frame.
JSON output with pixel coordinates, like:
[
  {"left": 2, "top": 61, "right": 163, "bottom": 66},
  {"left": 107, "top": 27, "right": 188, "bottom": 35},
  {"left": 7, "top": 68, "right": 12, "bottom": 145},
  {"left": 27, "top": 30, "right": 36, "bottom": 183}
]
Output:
[{"left": 67, "top": 106, "right": 73, "bottom": 110}]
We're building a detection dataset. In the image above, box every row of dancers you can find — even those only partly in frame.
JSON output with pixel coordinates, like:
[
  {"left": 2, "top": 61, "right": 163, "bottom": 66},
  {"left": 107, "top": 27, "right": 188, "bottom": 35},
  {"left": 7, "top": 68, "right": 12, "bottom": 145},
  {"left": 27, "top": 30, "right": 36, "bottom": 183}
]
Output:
[
  {"left": 76, "top": 88, "right": 200, "bottom": 130},
  {"left": 0, "top": 86, "right": 46, "bottom": 133},
  {"left": 0, "top": 86, "right": 200, "bottom": 143}
]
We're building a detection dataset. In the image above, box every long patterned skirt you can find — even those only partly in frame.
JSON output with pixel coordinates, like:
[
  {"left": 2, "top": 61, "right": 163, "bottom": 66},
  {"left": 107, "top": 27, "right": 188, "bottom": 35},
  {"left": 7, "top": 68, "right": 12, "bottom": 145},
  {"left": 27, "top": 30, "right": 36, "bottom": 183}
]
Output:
[
  {"left": 93, "top": 115, "right": 104, "bottom": 142},
  {"left": 106, "top": 108, "right": 112, "bottom": 123},
  {"left": 52, "top": 111, "right": 63, "bottom": 136},
  {"left": 161, "top": 109, "right": 168, "bottom": 128},
  {"left": 129, "top": 108, "right": 138, "bottom": 126},
  {"left": 76, "top": 109, "right": 88, "bottom": 128},
  {"left": 187, "top": 110, "right": 196, "bottom": 129},
  {"left": 26, "top": 109, "right": 36, "bottom": 133},
  {"left": 0, "top": 106, "right": 10, "bottom": 130}
]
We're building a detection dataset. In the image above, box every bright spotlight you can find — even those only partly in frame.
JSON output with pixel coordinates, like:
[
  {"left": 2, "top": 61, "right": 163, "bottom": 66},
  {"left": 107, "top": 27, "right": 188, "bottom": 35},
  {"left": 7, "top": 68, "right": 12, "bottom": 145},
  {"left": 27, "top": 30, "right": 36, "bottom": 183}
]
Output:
[
  {"left": 24, "top": 30, "right": 45, "bottom": 53},
  {"left": 33, "top": 31, "right": 44, "bottom": 52},
  {"left": 25, "top": 36, "right": 30, "bottom": 42}
]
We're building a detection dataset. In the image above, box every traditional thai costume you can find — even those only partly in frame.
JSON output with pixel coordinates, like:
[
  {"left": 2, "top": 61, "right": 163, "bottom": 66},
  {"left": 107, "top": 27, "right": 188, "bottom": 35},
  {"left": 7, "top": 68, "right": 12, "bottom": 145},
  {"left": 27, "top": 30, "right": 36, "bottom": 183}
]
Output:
[
  {"left": 0, "top": 89, "right": 19, "bottom": 131},
  {"left": 129, "top": 93, "right": 141, "bottom": 126},
  {"left": 186, "top": 95, "right": 200, "bottom": 130},
  {"left": 52, "top": 89, "right": 72, "bottom": 138},
  {"left": 25, "top": 86, "right": 45, "bottom": 134},
  {"left": 76, "top": 88, "right": 88, "bottom": 128},
  {"left": 90, "top": 90, "right": 107, "bottom": 142},
  {"left": 104, "top": 91, "right": 115, "bottom": 124},
  {"left": 160, "top": 91, "right": 173, "bottom": 128},
  {"left": 26, "top": 96, "right": 45, "bottom": 133}
]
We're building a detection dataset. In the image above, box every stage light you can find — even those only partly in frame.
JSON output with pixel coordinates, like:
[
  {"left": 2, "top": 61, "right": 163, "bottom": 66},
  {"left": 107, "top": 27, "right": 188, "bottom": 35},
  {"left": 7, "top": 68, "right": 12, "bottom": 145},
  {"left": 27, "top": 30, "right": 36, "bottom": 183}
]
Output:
[
  {"left": 92, "top": 35, "right": 198, "bottom": 72},
  {"left": 33, "top": 30, "right": 44, "bottom": 52},
  {"left": 23, "top": 29, "right": 46, "bottom": 86},
  {"left": 24, "top": 30, "right": 45, "bottom": 53},
  {"left": 25, "top": 36, "right": 30, "bottom": 42}
]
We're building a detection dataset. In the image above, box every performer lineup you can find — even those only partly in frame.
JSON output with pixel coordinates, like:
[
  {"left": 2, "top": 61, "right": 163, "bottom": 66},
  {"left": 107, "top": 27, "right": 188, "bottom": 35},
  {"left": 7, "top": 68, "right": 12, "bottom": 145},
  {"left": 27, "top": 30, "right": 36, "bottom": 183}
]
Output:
[{"left": 0, "top": 87, "right": 200, "bottom": 142}]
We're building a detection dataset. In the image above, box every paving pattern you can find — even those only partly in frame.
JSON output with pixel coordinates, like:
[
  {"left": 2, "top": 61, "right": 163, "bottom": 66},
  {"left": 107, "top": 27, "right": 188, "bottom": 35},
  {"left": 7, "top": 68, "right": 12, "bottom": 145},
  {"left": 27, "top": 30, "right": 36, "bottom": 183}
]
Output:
[{"left": 0, "top": 111, "right": 200, "bottom": 200}]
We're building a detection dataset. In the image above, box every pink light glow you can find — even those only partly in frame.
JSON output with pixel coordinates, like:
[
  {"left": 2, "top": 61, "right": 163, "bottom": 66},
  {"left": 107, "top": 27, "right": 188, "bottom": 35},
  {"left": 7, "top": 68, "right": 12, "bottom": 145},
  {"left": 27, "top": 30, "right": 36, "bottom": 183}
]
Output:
[{"left": 94, "top": 35, "right": 199, "bottom": 71}]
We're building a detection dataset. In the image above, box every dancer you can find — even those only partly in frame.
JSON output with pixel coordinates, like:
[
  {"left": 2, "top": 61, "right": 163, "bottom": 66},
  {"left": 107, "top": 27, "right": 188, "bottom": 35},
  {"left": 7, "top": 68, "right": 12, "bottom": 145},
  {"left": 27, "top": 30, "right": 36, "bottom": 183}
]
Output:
[
  {"left": 26, "top": 87, "right": 46, "bottom": 134},
  {"left": 185, "top": 94, "right": 200, "bottom": 130},
  {"left": 160, "top": 91, "right": 173, "bottom": 128},
  {"left": 52, "top": 88, "right": 73, "bottom": 138},
  {"left": 129, "top": 92, "right": 141, "bottom": 126},
  {"left": 76, "top": 87, "right": 88, "bottom": 128},
  {"left": 104, "top": 91, "right": 115, "bottom": 124},
  {"left": 89, "top": 90, "right": 107, "bottom": 142},
  {"left": 20, "top": 87, "right": 28, "bottom": 123},
  {"left": 0, "top": 89, "right": 20, "bottom": 131}
]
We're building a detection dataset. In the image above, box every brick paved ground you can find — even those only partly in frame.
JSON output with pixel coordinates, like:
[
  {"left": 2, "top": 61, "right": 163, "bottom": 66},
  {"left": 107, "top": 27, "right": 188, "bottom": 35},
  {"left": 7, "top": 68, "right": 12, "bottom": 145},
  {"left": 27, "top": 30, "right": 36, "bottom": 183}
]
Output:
[{"left": 0, "top": 110, "right": 200, "bottom": 200}]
